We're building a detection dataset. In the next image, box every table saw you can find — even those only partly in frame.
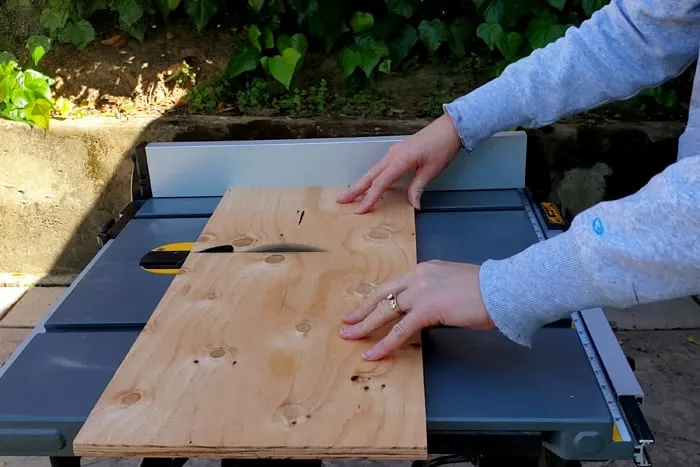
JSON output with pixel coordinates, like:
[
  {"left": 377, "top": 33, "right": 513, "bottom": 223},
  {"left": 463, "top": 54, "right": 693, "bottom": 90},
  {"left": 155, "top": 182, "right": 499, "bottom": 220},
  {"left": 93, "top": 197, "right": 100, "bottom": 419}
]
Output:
[{"left": 0, "top": 133, "right": 654, "bottom": 467}]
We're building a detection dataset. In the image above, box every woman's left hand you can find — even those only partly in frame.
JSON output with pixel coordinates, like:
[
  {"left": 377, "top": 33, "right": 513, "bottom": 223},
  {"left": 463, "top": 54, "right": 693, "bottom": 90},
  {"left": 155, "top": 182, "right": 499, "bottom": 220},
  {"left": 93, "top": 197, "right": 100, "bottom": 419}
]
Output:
[{"left": 339, "top": 260, "right": 496, "bottom": 360}]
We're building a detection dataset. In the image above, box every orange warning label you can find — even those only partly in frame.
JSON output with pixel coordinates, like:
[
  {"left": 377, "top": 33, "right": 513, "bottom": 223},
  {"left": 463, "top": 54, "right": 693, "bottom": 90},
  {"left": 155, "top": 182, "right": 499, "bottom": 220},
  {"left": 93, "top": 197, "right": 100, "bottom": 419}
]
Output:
[{"left": 540, "top": 202, "right": 566, "bottom": 228}]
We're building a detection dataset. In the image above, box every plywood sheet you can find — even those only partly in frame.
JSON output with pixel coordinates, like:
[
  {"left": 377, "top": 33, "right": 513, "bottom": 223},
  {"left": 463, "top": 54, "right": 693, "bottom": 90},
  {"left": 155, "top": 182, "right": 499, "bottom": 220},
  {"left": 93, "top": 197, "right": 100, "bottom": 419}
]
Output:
[{"left": 74, "top": 187, "right": 425, "bottom": 459}]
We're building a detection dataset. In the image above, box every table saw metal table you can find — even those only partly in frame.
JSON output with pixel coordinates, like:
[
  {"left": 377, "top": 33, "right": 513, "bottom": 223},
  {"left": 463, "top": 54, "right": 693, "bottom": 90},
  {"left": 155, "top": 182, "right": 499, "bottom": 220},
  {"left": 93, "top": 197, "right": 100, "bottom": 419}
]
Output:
[{"left": 0, "top": 133, "right": 654, "bottom": 467}]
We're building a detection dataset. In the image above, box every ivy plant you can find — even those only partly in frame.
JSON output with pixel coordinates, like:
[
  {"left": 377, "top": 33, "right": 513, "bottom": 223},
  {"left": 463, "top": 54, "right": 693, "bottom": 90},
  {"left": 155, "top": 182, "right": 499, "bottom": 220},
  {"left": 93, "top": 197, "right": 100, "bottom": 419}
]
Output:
[
  {"left": 32, "top": 0, "right": 626, "bottom": 103},
  {"left": 0, "top": 36, "right": 54, "bottom": 129}
]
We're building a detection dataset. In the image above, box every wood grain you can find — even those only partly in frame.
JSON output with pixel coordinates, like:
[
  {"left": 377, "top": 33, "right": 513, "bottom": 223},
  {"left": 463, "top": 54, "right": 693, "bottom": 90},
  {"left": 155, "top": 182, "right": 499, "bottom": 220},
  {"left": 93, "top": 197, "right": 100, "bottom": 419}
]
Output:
[{"left": 73, "top": 187, "right": 425, "bottom": 459}]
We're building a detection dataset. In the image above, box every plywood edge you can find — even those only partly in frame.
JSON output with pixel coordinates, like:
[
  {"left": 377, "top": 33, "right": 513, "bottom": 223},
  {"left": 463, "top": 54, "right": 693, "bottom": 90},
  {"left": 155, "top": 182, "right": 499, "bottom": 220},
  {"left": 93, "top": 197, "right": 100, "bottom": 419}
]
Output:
[{"left": 73, "top": 443, "right": 427, "bottom": 459}]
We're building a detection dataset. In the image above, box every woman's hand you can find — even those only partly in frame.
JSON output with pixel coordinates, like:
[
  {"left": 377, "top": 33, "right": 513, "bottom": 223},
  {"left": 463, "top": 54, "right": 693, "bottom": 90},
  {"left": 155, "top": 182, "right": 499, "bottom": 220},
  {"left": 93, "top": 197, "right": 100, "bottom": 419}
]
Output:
[
  {"left": 336, "top": 113, "right": 462, "bottom": 213},
  {"left": 339, "top": 260, "right": 496, "bottom": 360}
]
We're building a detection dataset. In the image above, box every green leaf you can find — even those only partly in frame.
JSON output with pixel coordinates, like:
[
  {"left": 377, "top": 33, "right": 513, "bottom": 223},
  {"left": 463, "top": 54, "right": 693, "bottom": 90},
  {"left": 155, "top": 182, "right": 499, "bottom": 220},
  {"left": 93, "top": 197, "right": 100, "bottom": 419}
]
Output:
[
  {"left": 448, "top": 18, "right": 474, "bottom": 57},
  {"left": 0, "top": 52, "right": 18, "bottom": 68},
  {"left": 114, "top": 0, "right": 144, "bottom": 27},
  {"left": 121, "top": 16, "right": 149, "bottom": 42},
  {"left": 262, "top": 27, "right": 274, "bottom": 49},
  {"left": 494, "top": 58, "right": 514, "bottom": 77},
  {"left": 40, "top": 6, "right": 69, "bottom": 35},
  {"left": 418, "top": 19, "right": 450, "bottom": 55},
  {"left": 378, "top": 58, "right": 391, "bottom": 73},
  {"left": 338, "top": 46, "right": 362, "bottom": 78},
  {"left": 663, "top": 89, "right": 679, "bottom": 108},
  {"left": 484, "top": 0, "right": 505, "bottom": 24},
  {"left": 225, "top": 43, "right": 261, "bottom": 78},
  {"left": 260, "top": 56, "right": 270, "bottom": 74},
  {"left": 0, "top": 70, "right": 19, "bottom": 103},
  {"left": 24, "top": 98, "right": 52, "bottom": 130},
  {"left": 185, "top": 0, "right": 219, "bottom": 32},
  {"left": 526, "top": 12, "right": 569, "bottom": 50},
  {"left": 277, "top": 33, "right": 307, "bottom": 55},
  {"left": 7, "top": 0, "right": 32, "bottom": 8},
  {"left": 1, "top": 105, "right": 26, "bottom": 123},
  {"left": 267, "top": 48, "right": 302, "bottom": 89},
  {"left": 547, "top": 0, "right": 566, "bottom": 10},
  {"left": 11, "top": 87, "right": 33, "bottom": 108},
  {"left": 58, "top": 20, "right": 95, "bottom": 49},
  {"left": 89, "top": 0, "right": 109, "bottom": 14},
  {"left": 476, "top": 22, "right": 503, "bottom": 50},
  {"left": 266, "top": 0, "right": 285, "bottom": 13},
  {"left": 500, "top": 0, "right": 547, "bottom": 29},
  {"left": 350, "top": 11, "right": 374, "bottom": 34},
  {"left": 27, "top": 35, "right": 52, "bottom": 67},
  {"left": 389, "top": 24, "right": 418, "bottom": 65},
  {"left": 248, "top": 25, "right": 262, "bottom": 51},
  {"left": 582, "top": 0, "right": 608, "bottom": 16},
  {"left": 248, "top": 0, "right": 265, "bottom": 11},
  {"left": 387, "top": 0, "right": 419, "bottom": 18},
  {"left": 154, "top": 0, "right": 181, "bottom": 16},
  {"left": 23, "top": 70, "right": 53, "bottom": 101},
  {"left": 355, "top": 37, "right": 389, "bottom": 78},
  {"left": 496, "top": 32, "right": 523, "bottom": 60}
]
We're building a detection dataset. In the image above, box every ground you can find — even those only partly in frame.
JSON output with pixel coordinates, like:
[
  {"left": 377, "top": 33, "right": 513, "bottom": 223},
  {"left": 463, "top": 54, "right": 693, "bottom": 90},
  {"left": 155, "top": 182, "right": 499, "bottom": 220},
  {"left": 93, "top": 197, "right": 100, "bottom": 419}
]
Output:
[
  {"left": 23, "top": 19, "right": 690, "bottom": 123},
  {"left": 1, "top": 287, "right": 699, "bottom": 467}
]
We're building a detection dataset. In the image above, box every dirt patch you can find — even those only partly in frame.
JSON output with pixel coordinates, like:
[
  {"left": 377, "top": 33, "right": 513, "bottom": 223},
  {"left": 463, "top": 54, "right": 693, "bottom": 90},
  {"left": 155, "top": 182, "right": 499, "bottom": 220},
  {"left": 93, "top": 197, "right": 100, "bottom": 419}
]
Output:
[
  {"left": 40, "top": 22, "right": 239, "bottom": 116},
  {"left": 33, "top": 17, "right": 688, "bottom": 123},
  {"left": 617, "top": 330, "right": 700, "bottom": 466}
]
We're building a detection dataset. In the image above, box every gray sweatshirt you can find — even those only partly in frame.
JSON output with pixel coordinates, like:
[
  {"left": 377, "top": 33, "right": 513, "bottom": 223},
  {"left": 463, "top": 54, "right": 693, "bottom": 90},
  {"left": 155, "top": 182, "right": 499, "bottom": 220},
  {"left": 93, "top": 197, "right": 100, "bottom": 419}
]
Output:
[{"left": 443, "top": 0, "right": 700, "bottom": 346}]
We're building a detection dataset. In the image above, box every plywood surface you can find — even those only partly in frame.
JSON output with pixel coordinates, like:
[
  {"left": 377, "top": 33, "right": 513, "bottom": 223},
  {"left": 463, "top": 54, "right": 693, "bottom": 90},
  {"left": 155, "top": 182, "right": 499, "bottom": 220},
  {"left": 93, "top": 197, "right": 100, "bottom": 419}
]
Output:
[{"left": 74, "top": 187, "right": 425, "bottom": 459}]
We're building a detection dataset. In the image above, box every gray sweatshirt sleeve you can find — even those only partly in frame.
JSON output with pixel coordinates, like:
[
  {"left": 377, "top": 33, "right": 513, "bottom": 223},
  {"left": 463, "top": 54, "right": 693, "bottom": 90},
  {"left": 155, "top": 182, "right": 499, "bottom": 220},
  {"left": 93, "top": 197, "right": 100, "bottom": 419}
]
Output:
[
  {"left": 444, "top": 0, "right": 700, "bottom": 150},
  {"left": 440, "top": 0, "right": 700, "bottom": 346},
  {"left": 479, "top": 155, "right": 700, "bottom": 346}
]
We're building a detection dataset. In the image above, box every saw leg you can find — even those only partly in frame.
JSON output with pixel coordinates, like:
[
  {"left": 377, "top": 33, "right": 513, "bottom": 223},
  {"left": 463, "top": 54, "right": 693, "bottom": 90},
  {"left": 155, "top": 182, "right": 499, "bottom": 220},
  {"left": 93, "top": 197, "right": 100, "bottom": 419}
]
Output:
[
  {"left": 221, "top": 460, "right": 322, "bottom": 467},
  {"left": 139, "top": 458, "right": 189, "bottom": 467},
  {"left": 49, "top": 457, "right": 81, "bottom": 467},
  {"left": 537, "top": 449, "right": 583, "bottom": 467},
  {"left": 477, "top": 455, "right": 539, "bottom": 467},
  {"left": 474, "top": 450, "right": 582, "bottom": 467}
]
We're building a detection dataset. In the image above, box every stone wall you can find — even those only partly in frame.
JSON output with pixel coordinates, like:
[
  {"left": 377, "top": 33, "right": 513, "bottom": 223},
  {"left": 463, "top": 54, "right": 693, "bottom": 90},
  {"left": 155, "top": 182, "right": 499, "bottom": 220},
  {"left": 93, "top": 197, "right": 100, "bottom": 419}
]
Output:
[{"left": 0, "top": 115, "right": 686, "bottom": 283}]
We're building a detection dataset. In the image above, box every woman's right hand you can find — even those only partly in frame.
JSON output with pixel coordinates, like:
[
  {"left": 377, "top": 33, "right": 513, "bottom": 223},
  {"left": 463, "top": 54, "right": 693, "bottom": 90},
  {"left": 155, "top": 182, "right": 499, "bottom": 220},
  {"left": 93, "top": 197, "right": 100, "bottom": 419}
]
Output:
[{"left": 336, "top": 113, "right": 463, "bottom": 213}]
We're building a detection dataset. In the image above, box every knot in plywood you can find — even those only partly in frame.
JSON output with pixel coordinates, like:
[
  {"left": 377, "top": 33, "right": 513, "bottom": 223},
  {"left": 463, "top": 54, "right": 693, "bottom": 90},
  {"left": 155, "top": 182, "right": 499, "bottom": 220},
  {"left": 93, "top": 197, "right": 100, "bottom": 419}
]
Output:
[
  {"left": 118, "top": 391, "right": 143, "bottom": 406},
  {"left": 367, "top": 227, "right": 391, "bottom": 240},
  {"left": 295, "top": 320, "right": 312, "bottom": 335},
  {"left": 276, "top": 402, "right": 305, "bottom": 427},
  {"left": 232, "top": 236, "right": 255, "bottom": 247},
  {"left": 354, "top": 282, "right": 375, "bottom": 296},
  {"left": 264, "top": 254, "right": 286, "bottom": 264},
  {"left": 201, "top": 345, "right": 237, "bottom": 363}
]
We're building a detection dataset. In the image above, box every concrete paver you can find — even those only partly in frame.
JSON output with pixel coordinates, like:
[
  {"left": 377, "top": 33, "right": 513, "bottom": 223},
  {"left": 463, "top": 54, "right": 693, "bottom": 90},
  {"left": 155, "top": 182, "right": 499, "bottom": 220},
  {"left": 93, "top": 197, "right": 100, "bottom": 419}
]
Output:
[
  {"left": 0, "top": 328, "right": 31, "bottom": 366},
  {"left": 0, "top": 287, "right": 67, "bottom": 328},
  {"left": 0, "top": 287, "right": 27, "bottom": 320}
]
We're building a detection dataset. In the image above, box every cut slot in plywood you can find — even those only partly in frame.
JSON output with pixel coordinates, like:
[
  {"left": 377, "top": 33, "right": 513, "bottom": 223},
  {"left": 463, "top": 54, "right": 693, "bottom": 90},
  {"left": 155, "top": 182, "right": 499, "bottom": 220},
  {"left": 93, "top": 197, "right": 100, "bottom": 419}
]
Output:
[{"left": 73, "top": 186, "right": 425, "bottom": 460}]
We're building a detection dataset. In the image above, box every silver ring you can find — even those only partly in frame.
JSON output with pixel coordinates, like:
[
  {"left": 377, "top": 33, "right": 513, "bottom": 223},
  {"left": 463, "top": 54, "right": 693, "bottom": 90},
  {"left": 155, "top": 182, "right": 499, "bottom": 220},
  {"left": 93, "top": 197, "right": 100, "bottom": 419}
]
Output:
[{"left": 387, "top": 293, "right": 404, "bottom": 315}]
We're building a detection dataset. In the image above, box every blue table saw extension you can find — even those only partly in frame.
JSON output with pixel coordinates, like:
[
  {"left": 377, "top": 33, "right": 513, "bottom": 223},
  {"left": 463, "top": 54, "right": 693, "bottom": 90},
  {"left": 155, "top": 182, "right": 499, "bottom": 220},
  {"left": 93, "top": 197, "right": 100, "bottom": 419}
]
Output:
[{"left": 0, "top": 133, "right": 655, "bottom": 467}]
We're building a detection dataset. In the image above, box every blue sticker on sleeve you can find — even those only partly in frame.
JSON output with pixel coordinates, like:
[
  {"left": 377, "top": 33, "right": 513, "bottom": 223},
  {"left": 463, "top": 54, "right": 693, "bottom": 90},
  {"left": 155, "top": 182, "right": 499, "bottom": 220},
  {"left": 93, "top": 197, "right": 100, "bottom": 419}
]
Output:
[{"left": 592, "top": 217, "right": 604, "bottom": 235}]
